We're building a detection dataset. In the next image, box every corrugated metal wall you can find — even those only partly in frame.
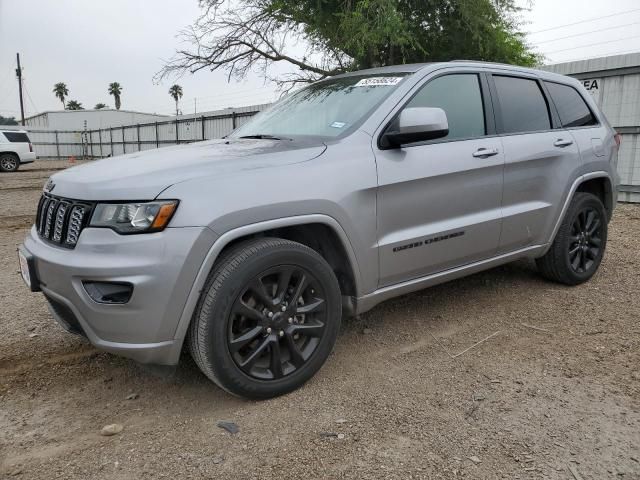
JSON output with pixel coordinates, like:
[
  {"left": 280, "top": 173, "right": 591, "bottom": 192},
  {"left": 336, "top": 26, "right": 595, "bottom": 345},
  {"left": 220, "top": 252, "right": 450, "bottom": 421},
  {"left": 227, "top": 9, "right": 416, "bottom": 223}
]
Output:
[
  {"left": 543, "top": 53, "right": 640, "bottom": 202},
  {"left": 24, "top": 104, "right": 269, "bottom": 160}
]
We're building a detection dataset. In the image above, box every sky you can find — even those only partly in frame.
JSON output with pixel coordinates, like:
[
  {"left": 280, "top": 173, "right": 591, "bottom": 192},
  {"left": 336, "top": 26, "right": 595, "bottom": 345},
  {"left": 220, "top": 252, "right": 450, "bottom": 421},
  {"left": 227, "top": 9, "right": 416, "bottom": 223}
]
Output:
[{"left": 1, "top": 0, "right": 640, "bottom": 120}]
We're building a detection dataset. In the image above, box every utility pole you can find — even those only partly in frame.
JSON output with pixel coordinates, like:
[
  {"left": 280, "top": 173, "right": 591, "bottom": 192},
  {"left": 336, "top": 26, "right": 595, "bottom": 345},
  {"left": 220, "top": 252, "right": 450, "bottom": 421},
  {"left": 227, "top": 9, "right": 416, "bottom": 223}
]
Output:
[{"left": 16, "top": 53, "right": 25, "bottom": 126}]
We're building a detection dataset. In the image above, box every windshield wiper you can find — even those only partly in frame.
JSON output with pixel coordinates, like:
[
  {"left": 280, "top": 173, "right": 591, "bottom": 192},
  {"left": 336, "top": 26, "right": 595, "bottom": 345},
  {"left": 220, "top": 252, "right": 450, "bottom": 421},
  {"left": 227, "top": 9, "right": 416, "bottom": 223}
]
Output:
[{"left": 238, "top": 134, "right": 291, "bottom": 141}]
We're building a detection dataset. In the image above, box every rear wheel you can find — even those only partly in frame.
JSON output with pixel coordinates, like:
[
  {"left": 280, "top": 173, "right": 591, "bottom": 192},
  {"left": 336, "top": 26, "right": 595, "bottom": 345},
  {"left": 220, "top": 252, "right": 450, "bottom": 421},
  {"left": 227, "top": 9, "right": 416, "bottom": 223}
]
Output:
[
  {"left": 0, "top": 153, "right": 19, "bottom": 172},
  {"left": 188, "top": 237, "right": 342, "bottom": 399},
  {"left": 536, "top": 192, "right": 607, "bottom": 285}
]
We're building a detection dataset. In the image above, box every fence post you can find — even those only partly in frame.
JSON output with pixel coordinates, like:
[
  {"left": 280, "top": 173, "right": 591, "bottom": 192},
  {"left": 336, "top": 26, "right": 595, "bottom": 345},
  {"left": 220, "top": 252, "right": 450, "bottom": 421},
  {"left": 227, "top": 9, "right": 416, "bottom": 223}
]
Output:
[
  {"left": 201, "top": 115, "right": 205, "bottom": 140},
  {"left": 122, "top": 126, "right": 126, "bottom": 154},
  {"left": 110, "top": 128, "right": 113, "bottom": 156},
  {"left": 89, "top": 131, "right": 94, "bottom": 158},
  {"left": 232, "top": 111, "right": 237, "bottom": 129},
  {"left": 175, "top": 118, "right": 179, "bottom": 144},
  {"left": 54, "top": 130, "right": 60, "bottom": 159},
  {"left": 137, "top": 124, "right": 141, "bottom": 151},
  {"left": 155, "top": 122, "right": 159, "bottom": 148},
  {"left": 98, "top": 129, "right": 103, "bottom": 158}
]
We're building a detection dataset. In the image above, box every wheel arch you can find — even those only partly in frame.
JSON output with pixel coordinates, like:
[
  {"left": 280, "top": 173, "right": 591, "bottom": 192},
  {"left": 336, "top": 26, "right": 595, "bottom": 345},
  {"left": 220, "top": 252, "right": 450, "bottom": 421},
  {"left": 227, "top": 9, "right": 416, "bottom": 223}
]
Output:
[
  {"left": 167, "top": 214, "right": 363, "bottom": 363},
  {"left": 546, "top": 171, "right": 614, "bottom": 252}
]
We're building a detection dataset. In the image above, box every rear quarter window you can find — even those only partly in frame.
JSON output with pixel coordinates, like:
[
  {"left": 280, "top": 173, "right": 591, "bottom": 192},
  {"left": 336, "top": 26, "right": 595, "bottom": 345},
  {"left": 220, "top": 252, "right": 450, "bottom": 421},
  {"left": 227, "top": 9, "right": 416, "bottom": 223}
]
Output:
[
  {"left": 2, "top": 132, "right": 31, "bottom": 143},
  {"left": 544, "top": 81, "right": 598, "bottom": 128}
]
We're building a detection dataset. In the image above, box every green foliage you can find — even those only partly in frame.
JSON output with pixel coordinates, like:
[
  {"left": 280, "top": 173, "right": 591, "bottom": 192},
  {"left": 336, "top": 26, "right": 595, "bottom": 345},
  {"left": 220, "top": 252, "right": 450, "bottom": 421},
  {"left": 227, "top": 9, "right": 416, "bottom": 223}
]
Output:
[
  {"left": 94, "top": 103, "right": 107, "bottom": 109},
  {"left": 270, "top": 0, "right": 539, "bottom": 68},
  {"left": 66, "top": 100, "right": 84, "bottom": 110},
  {"left": 162, "top": 0, "right": 540, "bottom": 87},
  {"left": 0, "top": 115, "right": 19, "bottom": 125}
]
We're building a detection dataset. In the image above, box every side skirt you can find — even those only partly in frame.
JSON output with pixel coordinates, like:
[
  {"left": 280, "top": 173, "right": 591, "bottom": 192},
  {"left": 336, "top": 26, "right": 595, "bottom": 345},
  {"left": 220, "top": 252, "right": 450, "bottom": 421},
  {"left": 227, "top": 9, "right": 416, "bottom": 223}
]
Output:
[{"left": 354, "top": 243, "right": 548, "bottom": 315}]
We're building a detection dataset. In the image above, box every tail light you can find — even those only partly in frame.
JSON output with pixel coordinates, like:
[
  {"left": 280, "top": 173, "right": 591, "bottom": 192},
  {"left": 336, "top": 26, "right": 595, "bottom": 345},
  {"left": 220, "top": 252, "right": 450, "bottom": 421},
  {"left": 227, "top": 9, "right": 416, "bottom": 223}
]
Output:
[
  {"left": 614, "top": 132, "right": 622, "bottom": 148},
  {"left": 29, "top": 143, "right": 33, "bottom": 152}
]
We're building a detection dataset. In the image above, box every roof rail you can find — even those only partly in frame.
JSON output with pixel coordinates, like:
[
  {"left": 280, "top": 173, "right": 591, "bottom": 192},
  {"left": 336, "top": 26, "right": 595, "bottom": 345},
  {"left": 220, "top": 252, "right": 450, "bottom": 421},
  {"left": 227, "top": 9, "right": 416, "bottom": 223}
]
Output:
[{"left": 450, "top": 59, "right": 514, "bottom": 66}]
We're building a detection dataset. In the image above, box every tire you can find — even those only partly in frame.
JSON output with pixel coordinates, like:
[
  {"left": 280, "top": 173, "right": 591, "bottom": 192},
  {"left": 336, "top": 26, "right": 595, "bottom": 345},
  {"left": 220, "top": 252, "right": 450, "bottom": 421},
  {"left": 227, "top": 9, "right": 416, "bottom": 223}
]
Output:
[
  {"left": 0, "top": 153, "right": 19, "bottom": 172},
  {"left": 188, "top": 237, "right": 342, "bottom": 399},
  {"left": 536, "top": 192, "right": 608, "bottom": 285}
]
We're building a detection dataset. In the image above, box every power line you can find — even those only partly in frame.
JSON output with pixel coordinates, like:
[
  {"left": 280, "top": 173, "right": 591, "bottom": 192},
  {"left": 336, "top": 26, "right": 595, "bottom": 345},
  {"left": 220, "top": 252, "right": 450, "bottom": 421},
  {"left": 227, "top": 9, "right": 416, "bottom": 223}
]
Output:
[
  {"left": 544, "top": 33, "right": 640, "bottom": 55},
  {"left": 534, "top": 21, "right": 640, "bottom": 45},
  {"left": 22, "top": 79, "right": 39, "bottom": 115},
  {"left": 546, "top": 48, "right": 640, "bottom": 64},
  {"left": 528, "top": 8, "right": 640, "bottom": 35}
]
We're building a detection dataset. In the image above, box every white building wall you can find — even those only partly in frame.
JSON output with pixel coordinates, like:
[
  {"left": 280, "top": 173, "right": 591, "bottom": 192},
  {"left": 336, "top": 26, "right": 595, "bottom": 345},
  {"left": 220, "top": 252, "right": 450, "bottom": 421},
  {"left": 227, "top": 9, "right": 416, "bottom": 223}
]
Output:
[{"left": 24, "top": 109, "right": 169, "bottom": 130}]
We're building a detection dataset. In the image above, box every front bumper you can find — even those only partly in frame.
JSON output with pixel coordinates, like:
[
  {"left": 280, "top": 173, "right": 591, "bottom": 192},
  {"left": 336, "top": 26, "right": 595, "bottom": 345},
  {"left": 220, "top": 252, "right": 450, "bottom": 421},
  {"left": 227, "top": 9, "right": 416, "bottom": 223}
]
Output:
[{"left": 22, "top": 225, "right": 217, "bottom": 364}]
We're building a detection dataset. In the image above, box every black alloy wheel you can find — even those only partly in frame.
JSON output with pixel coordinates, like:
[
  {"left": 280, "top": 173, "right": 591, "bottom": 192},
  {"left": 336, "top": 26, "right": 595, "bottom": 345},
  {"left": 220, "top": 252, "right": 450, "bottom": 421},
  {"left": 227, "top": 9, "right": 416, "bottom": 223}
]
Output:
[
  {"left": 568, "top": 207, "right": 603, "bottom": 274},
  {"left": 188, "top": 237, "right": 342, "bottom": 399},
  {"left": 536, "top": 192, "right": 608, "bottom": 285},
  {"left": 228, "top": 265, "right": 328, "bottom": 380}
]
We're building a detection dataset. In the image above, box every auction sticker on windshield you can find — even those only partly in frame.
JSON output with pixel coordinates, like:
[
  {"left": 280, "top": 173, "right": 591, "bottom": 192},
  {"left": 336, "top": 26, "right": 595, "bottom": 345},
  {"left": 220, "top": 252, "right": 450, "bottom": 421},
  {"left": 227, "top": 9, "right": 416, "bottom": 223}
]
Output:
[{"left": 354, "top": 77, "right": 403, "bottom": 87}]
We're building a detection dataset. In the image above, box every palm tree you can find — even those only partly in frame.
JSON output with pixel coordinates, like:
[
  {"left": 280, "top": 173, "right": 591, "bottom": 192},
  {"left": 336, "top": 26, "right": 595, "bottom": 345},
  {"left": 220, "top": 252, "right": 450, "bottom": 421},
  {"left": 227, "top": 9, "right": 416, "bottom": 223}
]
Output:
[
  {"left": 53, "top": 82, "right": 69, "bottom": 108},
  {"left": 168, "top": 84, "right": 183, "bottom": 116},
  {"left": 108, "top": 82, "right": 122, "bottom": 110},
  {"left": 66, "top": 100, "right": 83, "bottom": 110},
  {"left": 94, "top": 103, "right": 107, "bottom": 110}
]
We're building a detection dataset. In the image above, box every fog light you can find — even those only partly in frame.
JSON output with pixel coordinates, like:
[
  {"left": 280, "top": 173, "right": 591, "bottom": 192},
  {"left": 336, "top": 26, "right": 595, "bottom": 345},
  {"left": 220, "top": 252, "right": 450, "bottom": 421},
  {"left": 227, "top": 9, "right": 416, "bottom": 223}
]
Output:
[{"left": 83, "top": 281, "right": 133, "bottom": 304}]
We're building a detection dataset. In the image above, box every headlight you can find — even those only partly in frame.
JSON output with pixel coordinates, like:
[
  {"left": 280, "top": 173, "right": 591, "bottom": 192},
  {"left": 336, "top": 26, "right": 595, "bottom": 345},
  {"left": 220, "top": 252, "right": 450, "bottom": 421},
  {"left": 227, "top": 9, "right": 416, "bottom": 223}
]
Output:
[{"left": 89, "top": 200, "right": 178, "bottom": 234}]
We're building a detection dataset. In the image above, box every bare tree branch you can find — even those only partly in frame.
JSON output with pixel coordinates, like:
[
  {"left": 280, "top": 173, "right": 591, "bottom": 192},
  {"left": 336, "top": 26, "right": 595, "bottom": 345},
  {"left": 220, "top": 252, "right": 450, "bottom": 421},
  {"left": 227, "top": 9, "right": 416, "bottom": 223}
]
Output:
[{"left": 156, "top": 1, "right": 349, "bottom": 89}]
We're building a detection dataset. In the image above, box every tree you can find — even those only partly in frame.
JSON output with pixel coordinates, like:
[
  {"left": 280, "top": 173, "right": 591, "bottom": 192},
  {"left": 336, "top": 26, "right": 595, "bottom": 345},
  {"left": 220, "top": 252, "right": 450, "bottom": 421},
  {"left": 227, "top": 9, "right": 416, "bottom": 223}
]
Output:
[
  {"left": 108, "top": 82, "right": 122, "bottom": 110},
  {"left": 159, "top": 0, "right": 541, "bottom": 90},
  {"left": 66, "top": 100, "right": 84, "bottom": 110},
  {"left": 94, "top": 103, "right": 107, "bottom": 109},
  {"left": 53, "top": 82, "right": 69, "bottom": 108},
  {"left": 168, "top": 84, "right": 183, "bottom": 116},
  {"left": 0, "top": 115, "right": 19, "bottom": 125}
]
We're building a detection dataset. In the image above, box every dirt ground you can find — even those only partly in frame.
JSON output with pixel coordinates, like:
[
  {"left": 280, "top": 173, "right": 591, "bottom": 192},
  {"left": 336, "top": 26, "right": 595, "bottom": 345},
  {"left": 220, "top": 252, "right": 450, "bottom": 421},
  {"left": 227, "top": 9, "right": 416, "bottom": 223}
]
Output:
[{"left": 1, "top": 160, "right": 639, "bottom": 480}]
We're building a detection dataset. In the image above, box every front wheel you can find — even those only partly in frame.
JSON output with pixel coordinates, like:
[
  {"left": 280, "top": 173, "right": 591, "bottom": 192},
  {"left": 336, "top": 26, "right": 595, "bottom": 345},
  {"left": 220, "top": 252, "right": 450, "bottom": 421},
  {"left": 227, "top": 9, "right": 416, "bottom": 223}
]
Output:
[
  {"left": 188, "top": 237, "right": 342, "bottom": 399},
  {"left": 536, "top": 192, "right": 608, "bottom": 285}
]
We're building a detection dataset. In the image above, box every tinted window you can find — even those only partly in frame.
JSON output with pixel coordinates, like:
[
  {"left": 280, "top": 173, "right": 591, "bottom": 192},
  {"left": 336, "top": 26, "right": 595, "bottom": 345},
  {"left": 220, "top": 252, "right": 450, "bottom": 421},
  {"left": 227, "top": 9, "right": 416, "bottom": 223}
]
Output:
[
  {"left": 3, "top": 132, "right": 30, "bottom": 143},
  {"left": 493, "top": 76, "right": 551, "bottom": 134},
  {"left": 545, "top": 81, "right": 597, "bottom": 128},
  {"left": 406, "top": 74, "right": 485, "bottom": 140}
]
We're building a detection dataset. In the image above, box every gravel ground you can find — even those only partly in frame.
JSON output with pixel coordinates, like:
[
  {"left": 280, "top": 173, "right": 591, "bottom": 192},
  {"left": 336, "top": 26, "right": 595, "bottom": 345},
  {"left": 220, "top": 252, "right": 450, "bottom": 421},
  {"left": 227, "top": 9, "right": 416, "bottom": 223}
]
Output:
[{"left": 1, "top": 160, "right": 639, "bottom": 479}]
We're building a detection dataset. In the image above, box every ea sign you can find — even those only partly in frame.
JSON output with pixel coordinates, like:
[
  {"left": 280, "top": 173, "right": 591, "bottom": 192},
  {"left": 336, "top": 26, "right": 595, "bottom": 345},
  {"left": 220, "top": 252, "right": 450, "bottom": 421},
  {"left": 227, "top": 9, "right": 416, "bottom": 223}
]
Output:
[{"left": 582, "top": 79, "right": 599, "bottom": 95}]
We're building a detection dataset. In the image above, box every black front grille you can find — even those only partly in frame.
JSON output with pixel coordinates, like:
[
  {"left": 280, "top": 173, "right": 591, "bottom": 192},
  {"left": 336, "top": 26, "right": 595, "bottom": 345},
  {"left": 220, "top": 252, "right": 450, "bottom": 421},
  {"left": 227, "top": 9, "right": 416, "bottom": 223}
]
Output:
[{"left": 36, "top": 193, "right": 94, "bottom": 248}]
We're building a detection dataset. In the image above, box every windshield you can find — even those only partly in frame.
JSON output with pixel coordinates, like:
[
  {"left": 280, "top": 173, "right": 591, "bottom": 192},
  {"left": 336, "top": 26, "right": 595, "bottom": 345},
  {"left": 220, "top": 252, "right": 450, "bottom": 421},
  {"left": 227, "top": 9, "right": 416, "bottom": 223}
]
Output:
[{"left": 230, "top": 74, "right": 410, "bottom": 139}]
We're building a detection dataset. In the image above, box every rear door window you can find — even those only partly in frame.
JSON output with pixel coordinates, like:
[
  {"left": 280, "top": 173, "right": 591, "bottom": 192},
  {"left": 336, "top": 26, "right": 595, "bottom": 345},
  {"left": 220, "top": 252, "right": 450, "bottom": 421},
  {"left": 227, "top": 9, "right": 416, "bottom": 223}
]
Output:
[
  {"left": 493, "top": 76, "right": 551, "bottom": 134},
  {"left": 544, "top": 81, "right": 598, "bottom": 128},
  {"left": 3, "top": 132, "right": 30, "bottom": 143}
]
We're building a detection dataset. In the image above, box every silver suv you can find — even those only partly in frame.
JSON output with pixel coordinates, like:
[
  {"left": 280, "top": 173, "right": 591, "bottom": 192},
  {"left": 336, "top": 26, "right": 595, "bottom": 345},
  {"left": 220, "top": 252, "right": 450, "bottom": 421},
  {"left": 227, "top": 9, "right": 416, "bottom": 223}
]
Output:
[{"left": 19, "top": 62, "right": 619, "bottom": 398}]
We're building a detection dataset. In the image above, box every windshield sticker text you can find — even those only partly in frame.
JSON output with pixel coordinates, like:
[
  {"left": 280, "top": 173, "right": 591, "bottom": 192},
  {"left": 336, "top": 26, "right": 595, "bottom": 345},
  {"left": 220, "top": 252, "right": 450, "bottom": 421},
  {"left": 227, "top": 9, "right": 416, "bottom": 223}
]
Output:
[{"left": 354, "top": 77, "right": 403, "bottom": 87}]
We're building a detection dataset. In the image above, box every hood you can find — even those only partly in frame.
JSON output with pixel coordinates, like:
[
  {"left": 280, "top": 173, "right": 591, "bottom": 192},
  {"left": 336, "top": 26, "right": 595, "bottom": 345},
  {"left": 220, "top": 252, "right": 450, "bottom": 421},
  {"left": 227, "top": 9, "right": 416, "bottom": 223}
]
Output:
[{"left": 48, "top": 138, "right": 327, "bottom": 200}]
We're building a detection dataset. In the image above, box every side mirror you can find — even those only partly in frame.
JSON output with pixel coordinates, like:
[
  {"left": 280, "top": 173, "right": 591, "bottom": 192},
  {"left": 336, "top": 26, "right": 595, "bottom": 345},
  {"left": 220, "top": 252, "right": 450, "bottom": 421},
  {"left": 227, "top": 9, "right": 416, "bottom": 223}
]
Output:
[{"left": 381, "top": 107, "right": 449, "bottom": 148}]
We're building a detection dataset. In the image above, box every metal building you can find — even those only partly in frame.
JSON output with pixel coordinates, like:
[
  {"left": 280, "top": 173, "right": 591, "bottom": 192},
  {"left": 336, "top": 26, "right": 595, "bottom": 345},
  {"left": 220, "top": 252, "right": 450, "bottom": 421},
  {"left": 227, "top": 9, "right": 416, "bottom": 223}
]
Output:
[
  {"left": 542, "top": 53, "right": 640, "bottom": 202},
  {"left": 24, "top": 109, "right": 169, "bottom": 130}
]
